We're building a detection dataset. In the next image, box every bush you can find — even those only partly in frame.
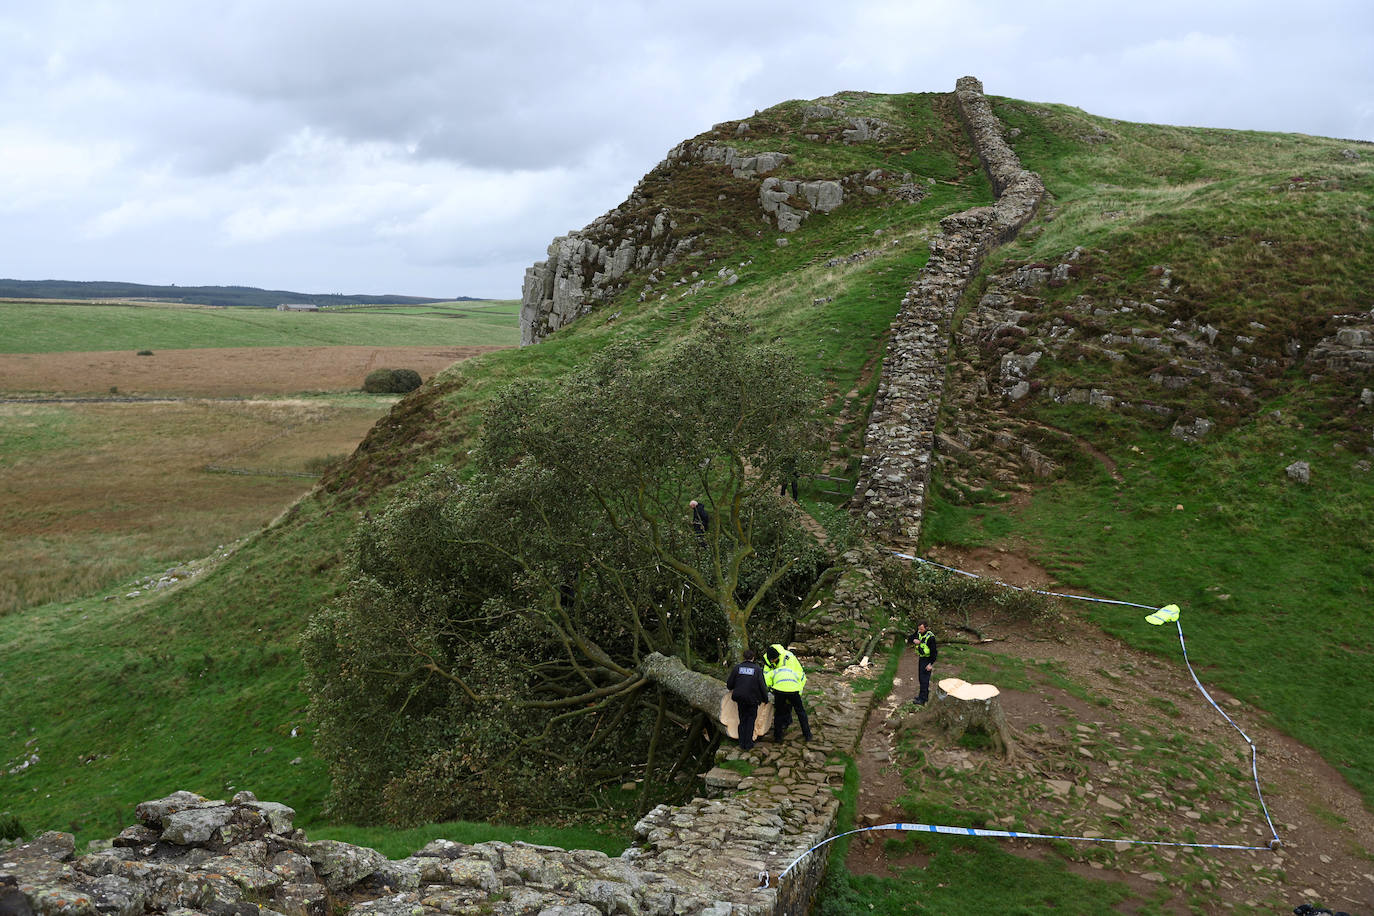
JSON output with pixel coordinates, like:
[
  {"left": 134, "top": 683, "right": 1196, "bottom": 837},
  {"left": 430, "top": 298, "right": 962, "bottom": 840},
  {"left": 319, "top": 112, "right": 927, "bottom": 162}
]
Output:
[
  {"left": 876, "top": 558, "right": 1056, "bottom": 634},
  {"left": 362, "top": 368, "right": 423, "bottom": 394},
  {"left": 136, "top": 349, "right": 154, "bottom": 356},
  {"left": 0, "top": 812, "right": 25, "bottom": 841}
]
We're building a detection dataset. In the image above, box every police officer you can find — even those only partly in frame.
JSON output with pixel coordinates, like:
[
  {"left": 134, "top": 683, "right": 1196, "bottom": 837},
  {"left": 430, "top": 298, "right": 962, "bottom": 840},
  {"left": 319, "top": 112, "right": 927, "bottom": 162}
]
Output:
[
  {"left": 726, "top": 649, "right": 768, "bottom": 750},
  {"left": 908, "top": 622, "right": 937, "bottom": 704},
  {"left": 763, "top": 644, "right": 812, "bottom": 742}
]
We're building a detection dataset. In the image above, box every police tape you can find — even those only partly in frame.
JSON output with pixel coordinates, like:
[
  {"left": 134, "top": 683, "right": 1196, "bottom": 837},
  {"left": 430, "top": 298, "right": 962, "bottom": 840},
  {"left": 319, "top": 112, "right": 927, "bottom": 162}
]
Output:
[
  {"left": 894, "top": 550, "right": 1280, "bottom": 844},
  {"left": 897, "top": 551, "right": 1282, "bottom": 845},
  {"left": 767, "top": 550, "right": 1286, "bottom": 879},
  {"left": 773, "top": 821, "right": 1277, "bottom": 883},
  {"left": 892, "top": 552, "right": 1159, "bottom": 610}
]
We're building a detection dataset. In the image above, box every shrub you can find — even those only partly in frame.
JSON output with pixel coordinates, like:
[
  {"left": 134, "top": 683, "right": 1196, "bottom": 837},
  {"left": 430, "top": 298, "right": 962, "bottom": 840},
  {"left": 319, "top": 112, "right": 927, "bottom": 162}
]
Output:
[
  {"left": 876, "top": 558, "right": 1057, "bottom": 634},
  {"left": 0, "top": 812, "right": 25, "bottom": 840},
  {"left": 362, "top": 368, "right": 423, "bottom": 394},
  {"left": 303, "top": 454, "right": 348, "bottom": 475},
  {"left": 136, "top": 349, "right": 154, "bottom": 356}
]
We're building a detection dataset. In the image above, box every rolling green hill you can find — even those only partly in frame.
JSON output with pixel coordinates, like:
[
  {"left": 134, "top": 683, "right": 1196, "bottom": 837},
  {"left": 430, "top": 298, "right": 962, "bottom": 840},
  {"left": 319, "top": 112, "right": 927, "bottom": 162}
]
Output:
[{"left": 1, "top": 86, "right": 1370, "bottom": 904}]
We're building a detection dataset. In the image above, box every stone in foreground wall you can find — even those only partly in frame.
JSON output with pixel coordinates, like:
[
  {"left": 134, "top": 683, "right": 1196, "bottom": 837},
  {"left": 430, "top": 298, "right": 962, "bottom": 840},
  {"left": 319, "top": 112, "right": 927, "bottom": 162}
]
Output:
[
  {"left": 2, "top": 680, "right": 871, "bottom": 916},
  {"left": 2, "top": 559, "right": 889, "bottom": 916},
  {"left": 852, "top": 77, "right": 1046, "bottom": 542}
]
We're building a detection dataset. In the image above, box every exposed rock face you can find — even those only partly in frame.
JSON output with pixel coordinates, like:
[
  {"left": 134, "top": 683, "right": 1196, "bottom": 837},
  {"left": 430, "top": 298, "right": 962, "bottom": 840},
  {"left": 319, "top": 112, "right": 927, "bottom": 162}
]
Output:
[
  {"left": 520, "top": 99, "right": 923, "bottom": 346},
  {"left": 852, "top": 76, "right": 1046, "bottom": 541},
  {"left": 519, "top": 216, "right": 694, "bottom": 346},
  {"left": 935, "top": 252, "right": 1374, "bottom": 491},
  {"left": 1309, "top": 311, "right": 1374, "bottom": 375}
]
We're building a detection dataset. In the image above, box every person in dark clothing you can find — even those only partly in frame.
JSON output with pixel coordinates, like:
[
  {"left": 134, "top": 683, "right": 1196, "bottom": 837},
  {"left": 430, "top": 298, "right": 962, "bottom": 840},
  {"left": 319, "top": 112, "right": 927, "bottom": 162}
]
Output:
[
  {"left": 779, "top": 460, "right": 799, "bottom": 501},
  {"left": 690, "top": 499, "right": 710, "bottom": 546},
  {"left": 907, "top": 622, "right": 938, "bottom": 704},
  {"left": 726, "top": 649, "right": 768, "bottom": 749}
]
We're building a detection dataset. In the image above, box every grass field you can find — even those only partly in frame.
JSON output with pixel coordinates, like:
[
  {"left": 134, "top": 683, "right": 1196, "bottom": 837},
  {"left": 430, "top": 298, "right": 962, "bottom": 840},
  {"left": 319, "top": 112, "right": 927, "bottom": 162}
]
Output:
[
  {"left": 0, "top": 301, "right": 520, "bottom": 615},
  {"left": 0, "top": 299, "right": 520, "bottom": 354},
  {"left": 1, "top": 88, "right": 1370, "bottom": 912},
  {"left": 0, "top": 394, "right": 390, "bottom": 614}
]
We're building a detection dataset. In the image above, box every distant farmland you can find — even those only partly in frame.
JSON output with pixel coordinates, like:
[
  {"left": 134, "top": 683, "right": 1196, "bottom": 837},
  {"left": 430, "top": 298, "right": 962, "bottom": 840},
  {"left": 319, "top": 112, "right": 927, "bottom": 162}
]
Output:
[
  {"left": 0, "top": 299, "right": 520, "bottom": 353},
  {"left": 0, "top": 299, "right": 518, "bottom": 615}
]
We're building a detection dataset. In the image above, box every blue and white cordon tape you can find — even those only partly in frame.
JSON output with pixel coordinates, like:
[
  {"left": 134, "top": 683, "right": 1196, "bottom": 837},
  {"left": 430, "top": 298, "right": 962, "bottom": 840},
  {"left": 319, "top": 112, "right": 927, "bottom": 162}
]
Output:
[{"left": 765, "top": 552, "right": 1282, "bottom": 887}]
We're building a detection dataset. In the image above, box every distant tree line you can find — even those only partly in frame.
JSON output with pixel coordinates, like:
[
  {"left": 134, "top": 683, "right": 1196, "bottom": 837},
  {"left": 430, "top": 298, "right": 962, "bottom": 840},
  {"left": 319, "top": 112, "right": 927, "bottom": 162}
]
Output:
[{"left": 0, "top": 278, "right": 473, "bottom": 309}]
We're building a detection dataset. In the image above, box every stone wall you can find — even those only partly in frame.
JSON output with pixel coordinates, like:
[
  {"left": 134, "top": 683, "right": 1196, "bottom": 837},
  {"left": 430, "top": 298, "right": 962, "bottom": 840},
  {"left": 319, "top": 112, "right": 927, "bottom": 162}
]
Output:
[
  {"left": 3, "top": 555, "right": 890, "bottom": 916},
  {"left": 852, "top": 77, "right": 1046, "bottom": 542}
]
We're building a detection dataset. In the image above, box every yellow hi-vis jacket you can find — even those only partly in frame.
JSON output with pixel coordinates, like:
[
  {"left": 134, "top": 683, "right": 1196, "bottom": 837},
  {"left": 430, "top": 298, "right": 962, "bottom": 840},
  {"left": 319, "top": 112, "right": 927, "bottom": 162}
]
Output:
[{"left": 764, "top": 644, "right": 807, "bottom": 693}]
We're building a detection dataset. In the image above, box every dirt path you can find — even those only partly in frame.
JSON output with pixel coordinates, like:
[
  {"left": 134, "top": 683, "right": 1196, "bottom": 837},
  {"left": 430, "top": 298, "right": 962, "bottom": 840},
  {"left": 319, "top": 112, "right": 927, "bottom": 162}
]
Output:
[{"left": 845, "top": 549, "right": 1374, "bottom": 913}]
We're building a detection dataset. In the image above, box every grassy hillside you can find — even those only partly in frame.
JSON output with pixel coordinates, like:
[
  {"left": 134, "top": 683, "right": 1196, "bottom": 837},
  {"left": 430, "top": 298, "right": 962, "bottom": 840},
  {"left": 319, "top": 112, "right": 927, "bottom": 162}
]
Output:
[
  {"left": 1, "top": 87, "right": 1370, "bottom": 909},
  {"left": 0, "top": 300, "right": 519, "bottom": 353},
  {"left": 923, "top": 99, "right": 1374, "bottom": 803},
  {"left": 1, "top": 91, "right": 987, "bottom": 841}
]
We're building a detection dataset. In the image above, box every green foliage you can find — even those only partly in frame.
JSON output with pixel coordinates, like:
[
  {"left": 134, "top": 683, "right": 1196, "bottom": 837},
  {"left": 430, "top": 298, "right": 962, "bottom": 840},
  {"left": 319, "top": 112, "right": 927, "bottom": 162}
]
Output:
[
  {"left": 0, "top": 812, "right": 26, "bottom": 840},
  {"left": 875, "top": 559, "right": 1056, "bottom": 634},
  {"left": 304, "top": 315, "right": 831, "bottom": 823},
  {"left": 361, "top": 368, "right": 423, "bottom": 393}
]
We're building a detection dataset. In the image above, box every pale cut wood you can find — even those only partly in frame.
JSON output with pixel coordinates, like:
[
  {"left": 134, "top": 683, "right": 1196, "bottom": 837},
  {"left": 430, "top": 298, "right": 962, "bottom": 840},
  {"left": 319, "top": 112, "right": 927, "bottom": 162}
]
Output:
[
  {"left": 719, "top": 695, "right": 775, "bottom": 739},
  {"left": 933, "top": 677, "right": 1016, "bottom": 758}
]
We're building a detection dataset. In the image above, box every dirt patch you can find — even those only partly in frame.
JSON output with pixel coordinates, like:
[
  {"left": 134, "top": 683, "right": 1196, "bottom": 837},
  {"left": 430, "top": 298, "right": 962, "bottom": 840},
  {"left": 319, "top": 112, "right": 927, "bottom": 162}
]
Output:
[
  {"left": 846, "top": 552, "right": 1374, "bottom": 913},
  {"left": 0, "top": 345, "right": 505, "bottom": 397}
]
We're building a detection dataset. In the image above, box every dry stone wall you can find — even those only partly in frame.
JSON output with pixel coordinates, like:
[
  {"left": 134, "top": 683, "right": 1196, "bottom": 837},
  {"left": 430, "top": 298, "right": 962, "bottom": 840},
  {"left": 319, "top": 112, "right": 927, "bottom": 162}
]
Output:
[
  {"left": 1, "top": 77, "right": 1049, "bottom": 916},
  {"left": 1, "top": 643, "right": 878, "bottom": 916},
  {"left": 852, "top": 77, "right": 1046, "bottom": 542}
]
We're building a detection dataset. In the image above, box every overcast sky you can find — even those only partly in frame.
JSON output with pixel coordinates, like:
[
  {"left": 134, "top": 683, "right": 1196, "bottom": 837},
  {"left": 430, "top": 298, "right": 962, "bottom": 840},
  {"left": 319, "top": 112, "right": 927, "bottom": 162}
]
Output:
[{"left": 3, "top": 1, "right": 1371, "bottom": 300}]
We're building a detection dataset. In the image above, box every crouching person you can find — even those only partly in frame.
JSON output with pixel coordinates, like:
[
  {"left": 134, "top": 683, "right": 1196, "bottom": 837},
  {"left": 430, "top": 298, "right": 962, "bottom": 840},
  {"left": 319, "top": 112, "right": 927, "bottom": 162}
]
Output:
[{"left": 764, "top": 644, "right": 812, "bottom": 742}]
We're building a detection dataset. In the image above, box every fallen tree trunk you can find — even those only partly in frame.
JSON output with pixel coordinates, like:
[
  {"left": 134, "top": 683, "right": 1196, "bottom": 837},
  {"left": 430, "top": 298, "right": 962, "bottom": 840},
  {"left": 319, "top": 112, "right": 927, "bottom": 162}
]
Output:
[{"left": 640, "top": 652, "right": 729, "bottom": 725}]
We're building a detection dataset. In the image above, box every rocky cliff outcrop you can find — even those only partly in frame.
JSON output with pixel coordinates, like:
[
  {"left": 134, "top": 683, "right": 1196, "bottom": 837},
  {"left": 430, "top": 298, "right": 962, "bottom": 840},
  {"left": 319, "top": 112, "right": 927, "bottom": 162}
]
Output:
[{"left": 520, "top": 101, "right": 931, "bottom": 346}]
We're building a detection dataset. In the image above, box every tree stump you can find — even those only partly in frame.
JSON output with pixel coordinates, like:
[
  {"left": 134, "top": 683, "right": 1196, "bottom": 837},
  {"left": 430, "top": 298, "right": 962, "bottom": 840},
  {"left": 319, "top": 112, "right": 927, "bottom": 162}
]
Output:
[{"left": 932, "top": 677, "right": 1015, "bottom": 759}]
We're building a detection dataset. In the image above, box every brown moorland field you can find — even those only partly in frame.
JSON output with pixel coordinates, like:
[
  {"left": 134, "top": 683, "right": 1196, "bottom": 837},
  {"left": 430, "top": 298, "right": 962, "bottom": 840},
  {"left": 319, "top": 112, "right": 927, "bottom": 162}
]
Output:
[
  {"left": 0, "top": 345, "right": 504, "bottom": 614},
  {"left": 0, "top": 345, "right": 499, "bottom": 397}
]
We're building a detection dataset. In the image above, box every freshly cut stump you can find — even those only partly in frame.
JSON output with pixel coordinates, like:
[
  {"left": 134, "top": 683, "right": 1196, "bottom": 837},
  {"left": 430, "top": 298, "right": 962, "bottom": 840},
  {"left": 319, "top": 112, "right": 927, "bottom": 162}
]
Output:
[{"left": 933, "top": 677, "right": 1015, "bottom": 758}]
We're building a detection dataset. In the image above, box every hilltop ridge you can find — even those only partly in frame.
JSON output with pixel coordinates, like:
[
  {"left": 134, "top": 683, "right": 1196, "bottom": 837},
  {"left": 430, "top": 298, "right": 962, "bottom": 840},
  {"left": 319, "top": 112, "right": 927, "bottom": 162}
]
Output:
[
  {"left": 0, "top": 278, "right": 460, "bottom": 308},
  {"left": 3, "top": 76, "right": 1373, "bottom": 914}
]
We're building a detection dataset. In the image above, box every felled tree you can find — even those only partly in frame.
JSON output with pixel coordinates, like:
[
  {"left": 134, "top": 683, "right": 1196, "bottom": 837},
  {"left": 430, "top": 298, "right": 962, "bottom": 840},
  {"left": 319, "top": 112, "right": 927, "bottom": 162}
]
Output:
[{"left": 303, "top": 312, "right": 827, "bottom": 823}]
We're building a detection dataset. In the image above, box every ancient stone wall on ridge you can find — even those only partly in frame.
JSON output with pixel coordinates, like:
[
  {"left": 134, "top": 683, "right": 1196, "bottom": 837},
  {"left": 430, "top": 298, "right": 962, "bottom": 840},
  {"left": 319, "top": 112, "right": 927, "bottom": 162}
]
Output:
[
  {"left": 4, "top": 77, "right": 1034, "bottom": 916},
  {"left": 851, "top": 76, "right": 1046, "bottom": 544}
]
